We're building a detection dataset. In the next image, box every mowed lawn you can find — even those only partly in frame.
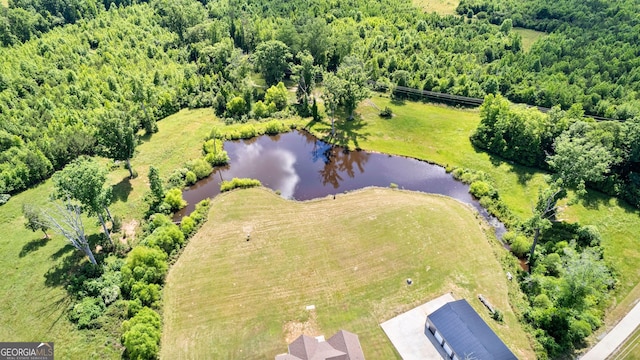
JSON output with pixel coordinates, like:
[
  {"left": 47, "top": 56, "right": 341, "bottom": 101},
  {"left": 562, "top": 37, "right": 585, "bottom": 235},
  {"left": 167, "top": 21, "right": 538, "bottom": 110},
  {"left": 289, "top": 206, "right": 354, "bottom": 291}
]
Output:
[
  {"left": 308, "top": 95, "right": 640, "bottom": 332},
  {"left": 162, "top": 187, "right": 535, "bottom": 359}
]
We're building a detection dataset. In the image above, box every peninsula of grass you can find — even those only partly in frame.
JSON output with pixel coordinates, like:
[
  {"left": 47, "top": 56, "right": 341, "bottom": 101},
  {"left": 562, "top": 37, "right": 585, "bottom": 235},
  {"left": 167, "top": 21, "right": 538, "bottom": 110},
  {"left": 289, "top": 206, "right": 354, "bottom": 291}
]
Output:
[{"left": 161, "top": 187, "right": 535, "bottom": 359}]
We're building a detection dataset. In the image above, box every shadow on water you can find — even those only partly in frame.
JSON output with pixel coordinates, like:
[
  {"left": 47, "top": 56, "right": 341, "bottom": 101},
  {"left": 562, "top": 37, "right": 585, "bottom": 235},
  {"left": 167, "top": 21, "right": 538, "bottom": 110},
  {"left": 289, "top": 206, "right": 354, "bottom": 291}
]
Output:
[
  {"left": 19, "top": 237, "right": 49, "bottom": 258},
  {"left": 175, "top": 130, "right": 507, "bottom": 239}
]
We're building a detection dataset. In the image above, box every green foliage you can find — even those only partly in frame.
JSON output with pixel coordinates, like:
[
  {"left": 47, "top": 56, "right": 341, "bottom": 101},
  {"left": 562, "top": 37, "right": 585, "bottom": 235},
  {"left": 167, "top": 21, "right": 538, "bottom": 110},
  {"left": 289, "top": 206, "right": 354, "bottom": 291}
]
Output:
[
  {"left": 510, "top": 235, "right": 532, "bottom": 258},
  {"left": 379, "top": 106, "right": 393, "bottom": 118},
  {"left": 145, "top": 213, "right": 173, "bottom": 235},
  {"left": 163, "top": 188, "right": 187, "bottom": 212},
  {"left": 253, "top": 40, "right": 292, "bottom": 86},
  {"left": 264, "top": 82, "right": 289, "bottom": 111},
  {"left": 185, "top": 171, "right": 197, "bottom": 185},
  {"left": 129, "top": 282, "right": 162, "bottom": 308},
  {"left": 121, "top": 307, "right": 162, "bottom": 360},
  {"left": 143, "top": 224, "right": 185, "bottom": 256},
  {"left": 469, "top": 180, "right": 495, "bottom": 199},
  {"left": 220, "top": 178, "right": 262, "bottom": 192},
  {"left": 226, "top": 96, "right": 248, "bottom": 118},
  {"left": 121, "top": 246, "right": 169, "bottom": 292},
  {"left": 68, "top": 296, "right": 105, "bottom": 329},
  {"left": 22, "top": 203, "right": 48, "bottom": 236},
  {"left": 148, "top": 166, "right": 165, "bottom": 209},
  {"left": 185, "top": 158, "right": 213, "bottom": 180},
  {"left": 253, "top": 100, "right": 270, "bottom": 118}
]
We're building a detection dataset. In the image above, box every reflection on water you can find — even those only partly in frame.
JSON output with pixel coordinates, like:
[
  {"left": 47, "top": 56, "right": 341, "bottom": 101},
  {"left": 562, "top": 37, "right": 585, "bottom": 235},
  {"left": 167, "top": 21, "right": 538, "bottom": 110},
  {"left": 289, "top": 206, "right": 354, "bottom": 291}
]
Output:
[{"left": 175, "top": 130, "right": 506, "bottom": 238}]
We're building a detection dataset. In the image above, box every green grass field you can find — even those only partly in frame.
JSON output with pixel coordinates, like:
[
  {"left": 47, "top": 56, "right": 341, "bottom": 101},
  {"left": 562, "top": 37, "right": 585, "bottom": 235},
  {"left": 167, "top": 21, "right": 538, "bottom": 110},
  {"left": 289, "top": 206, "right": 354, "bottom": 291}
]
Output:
[
  {"left": 307, "top": 95, "right": 640, "bottom": 331},
  {"left": 514, "top": 27, "right": 547, "bottom": 52},
  {"left": 162, "top": 187, "right": 535, "bottom": 359},
  {"left": 0, "top": 108, "right": 215, "bottom": 358},
  {"left": 412, "top": 0, "right": 459, "bottom": 15},
  {"left": 611, "top": 325, "right": 640, "bottom": 359},
  {"left": 1, "top": 0, "right": 7, "bottom": 7}
]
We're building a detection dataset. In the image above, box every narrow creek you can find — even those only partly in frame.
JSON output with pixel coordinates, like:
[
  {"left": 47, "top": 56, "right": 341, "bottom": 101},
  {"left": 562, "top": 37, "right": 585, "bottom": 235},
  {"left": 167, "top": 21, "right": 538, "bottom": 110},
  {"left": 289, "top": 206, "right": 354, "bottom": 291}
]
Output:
[{"left": 174, "top": 130, "right": 506, "bottom": 238}]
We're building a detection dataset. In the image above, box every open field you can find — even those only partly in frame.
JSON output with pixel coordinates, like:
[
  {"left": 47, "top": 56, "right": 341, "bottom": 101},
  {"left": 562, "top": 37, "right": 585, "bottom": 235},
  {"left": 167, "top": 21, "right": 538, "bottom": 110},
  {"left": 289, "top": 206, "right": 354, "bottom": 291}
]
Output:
[
  {"left": 412, "top": 0, "right": 459, "bottom": 15},
  {"left": 162, "top": 187, "right": 534, "bottom": 359},
  {"left": 611, "top": 325, "right": 640, "bottom": 359},
  {"left": 108, "top": 108, "right": 218, "bottom": 221},
  {"left": 0, "top": 108, "right": 216, "bottom": 358},
  {"left": 307, "top": 95, "right": 640, "bottom": 336},
  {"left": 514, "top": 27, "right": 548, "bottom": 52},
  {"left": 0, "top": 180, "right": 123, "bottom": 358}
]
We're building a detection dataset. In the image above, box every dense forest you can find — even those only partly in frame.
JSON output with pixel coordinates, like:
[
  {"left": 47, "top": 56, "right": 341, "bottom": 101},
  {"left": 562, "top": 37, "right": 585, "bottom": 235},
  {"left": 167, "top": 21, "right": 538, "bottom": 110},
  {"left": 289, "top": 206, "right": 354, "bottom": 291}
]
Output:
[{"left": 2, "top": 0, "right": 640, "bottom": 358}]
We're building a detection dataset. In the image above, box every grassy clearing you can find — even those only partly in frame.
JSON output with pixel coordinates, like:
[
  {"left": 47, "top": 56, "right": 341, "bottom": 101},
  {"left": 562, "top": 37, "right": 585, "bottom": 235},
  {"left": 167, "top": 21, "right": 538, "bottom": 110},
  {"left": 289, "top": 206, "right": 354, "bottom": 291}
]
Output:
[
  {"left": 0, "top": 180, "right": 123, "bottom": 358},
  {"left": 611, "top": 325, "right": 640, "bottom": 359},
  {"left": 0, "top": 108, "right": 216, "bottom": 358},
  {"left": 514, "top": 27, "right": 547, "bottom": 52},
  {"left": 307, "top": 95, "right": 640, "bottom": 330},
  {"left": 412, "top": 0, "right": 459, "bottom": 15},
  {"left": 162, "top": 187, "right": 535, "bottom": 359},
  {"left": 108, "top": 108, "right": 217, "bottom": 221}
]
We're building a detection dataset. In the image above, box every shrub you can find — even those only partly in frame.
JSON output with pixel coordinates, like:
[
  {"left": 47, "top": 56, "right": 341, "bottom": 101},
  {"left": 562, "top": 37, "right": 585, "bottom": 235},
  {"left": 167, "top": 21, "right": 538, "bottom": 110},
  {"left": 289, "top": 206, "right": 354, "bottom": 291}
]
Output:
[
  {"left": 577, "top": 225, "right": 602, "bottom": 247},
  {"left": 163, "top": 188, "right": 187, "bottom": 211},
  {"left": 129, "top": 282, "right": 162, "bottom": 308},
  {"left": 112, "top": 215, "right": 122, "bottom": 233},
  {"left": 180, "top": 216, "right": 196, "bottom": 238},
  {"left": 469, "top": 180, "right": 494, "bottom": 198},
  {"left": 379, "top": 106, "right": 393, "bottom": 118},
  {"left": 254, "top": 100, "right": 270, "bottom": 118},
  {"left": 121, "top": 246, "right": 168, "bottom": 292},
  {"left": 264, "top": 120, "right": 286, "bottom": 134},
  {"left": 122, "top": 307, "right": 162, "bottom": 360},
  {"left": 68, "top": 296, "right": 105, "bottom": 329},
  {"left": 185, "top": 158, "right": 213, "bottom": 179},
  {"left": 204, "top": 151, "right": 229, "bottom": 166},
  {"left": 220, "top": 178, "right": 262, "bottom": 192},
  {"left": 145, "top": 213, "right": 173, "bottom": 234},
  {"left": 167, "top": 167, "right": 189, "bottom": 189},
  {"left": 265, "top": 82, "right": 288, "bottom": 110},
  {"left": 185, "top": 171, "right": 197, "bottom": 185},
  {"left": 492, "top": 309, "right": 504, "bottom": 322},
  {"left": 143, "top": 224, "right": 185, "bottom": 256},
  {"left": 0, "top": 193, "right": 10, "bottom": 205},
  {"left": 510, "top": 235, "right": 532, "bottom": 258},
  {"left": 226, "top": 96, "right": 248, "bottom": 118}
]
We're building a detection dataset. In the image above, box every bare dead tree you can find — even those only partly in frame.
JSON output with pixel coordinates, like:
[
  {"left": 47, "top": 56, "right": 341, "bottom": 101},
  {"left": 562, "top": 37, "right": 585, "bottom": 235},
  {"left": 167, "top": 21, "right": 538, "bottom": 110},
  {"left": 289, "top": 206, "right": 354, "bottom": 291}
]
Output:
[{"left": 37, "top": 200, "right": 97, "bottom": 265}]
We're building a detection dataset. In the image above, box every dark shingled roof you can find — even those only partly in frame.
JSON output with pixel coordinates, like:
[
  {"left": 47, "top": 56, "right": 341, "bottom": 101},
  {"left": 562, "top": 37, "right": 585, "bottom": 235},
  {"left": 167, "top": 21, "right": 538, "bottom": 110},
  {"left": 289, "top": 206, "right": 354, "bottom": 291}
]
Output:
[{"left": 427, "top": 299, "right": 518, "bottom": 360}]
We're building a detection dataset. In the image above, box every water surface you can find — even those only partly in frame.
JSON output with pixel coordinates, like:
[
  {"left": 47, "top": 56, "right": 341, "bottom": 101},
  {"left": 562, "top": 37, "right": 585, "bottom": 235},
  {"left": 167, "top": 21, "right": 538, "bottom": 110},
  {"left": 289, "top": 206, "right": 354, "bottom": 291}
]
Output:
[{"left": 176, "top": 130, "right": 505, "bottom": 237}]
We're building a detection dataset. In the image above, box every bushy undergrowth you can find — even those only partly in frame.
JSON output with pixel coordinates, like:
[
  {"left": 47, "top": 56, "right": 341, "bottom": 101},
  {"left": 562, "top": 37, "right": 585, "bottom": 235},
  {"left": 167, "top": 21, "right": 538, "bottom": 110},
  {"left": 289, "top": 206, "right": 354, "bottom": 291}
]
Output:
[{"left": 220, "top": 178, "right": 262, "bottom": 192}]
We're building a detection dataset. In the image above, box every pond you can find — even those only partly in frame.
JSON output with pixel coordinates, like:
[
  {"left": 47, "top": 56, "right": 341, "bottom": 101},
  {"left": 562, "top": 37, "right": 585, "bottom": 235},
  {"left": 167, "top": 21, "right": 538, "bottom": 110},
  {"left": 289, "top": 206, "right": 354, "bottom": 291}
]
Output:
[{"left": 175, "top": 130, "right": 506, "bottom": 238}]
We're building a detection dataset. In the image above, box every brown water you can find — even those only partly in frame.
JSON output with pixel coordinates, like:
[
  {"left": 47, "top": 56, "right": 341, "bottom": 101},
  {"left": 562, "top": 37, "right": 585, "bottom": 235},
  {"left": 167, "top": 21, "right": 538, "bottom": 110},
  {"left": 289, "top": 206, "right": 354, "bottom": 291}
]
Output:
[{"left": 175, "top": 130, "right": 506, "bottom": 238}]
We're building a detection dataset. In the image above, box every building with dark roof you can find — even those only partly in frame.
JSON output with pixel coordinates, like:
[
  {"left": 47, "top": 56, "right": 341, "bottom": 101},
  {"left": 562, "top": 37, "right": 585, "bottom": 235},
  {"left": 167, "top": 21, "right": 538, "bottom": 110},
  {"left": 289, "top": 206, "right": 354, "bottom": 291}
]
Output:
[
  {"left": 425, "top": 299, "right": 517, "bottom": 360},
  {"left": 275, "top": 330, "right": 365, "bottom": 360}
]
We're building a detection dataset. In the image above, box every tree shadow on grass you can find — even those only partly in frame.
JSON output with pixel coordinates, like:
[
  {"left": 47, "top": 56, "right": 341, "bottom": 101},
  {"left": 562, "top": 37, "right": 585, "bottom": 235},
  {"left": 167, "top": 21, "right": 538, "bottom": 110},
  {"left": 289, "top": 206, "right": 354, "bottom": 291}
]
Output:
[
  {"left": 575, "top": 188, "right": 640, "bottom": 216},
  {"left": 44, "top": 250, "right": 83, "bottom": 288},
  {"left": 328, "top": 111, "right": 371, "bottom": 150},
  {"left": 471, "top": 143, "right": 541, "bottom": 186},
  {"left": 111, "top": 176, "right": 132, "bottom": 203},
  {"left": 19, "top": 237, "right": 49, "bottom": 258}
]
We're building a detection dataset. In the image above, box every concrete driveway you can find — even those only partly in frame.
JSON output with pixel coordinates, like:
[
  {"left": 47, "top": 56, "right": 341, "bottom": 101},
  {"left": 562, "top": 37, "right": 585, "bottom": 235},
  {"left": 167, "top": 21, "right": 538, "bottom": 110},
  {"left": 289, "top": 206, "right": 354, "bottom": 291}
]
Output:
[{"left": 380, "top": 293, "right": 455, "bottom": 360}]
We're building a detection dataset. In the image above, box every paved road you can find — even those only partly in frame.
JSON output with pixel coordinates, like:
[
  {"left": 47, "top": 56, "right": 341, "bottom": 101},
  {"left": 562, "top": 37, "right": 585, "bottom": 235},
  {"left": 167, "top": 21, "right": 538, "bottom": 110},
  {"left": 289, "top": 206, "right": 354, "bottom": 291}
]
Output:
[{"left": 580, "top": 300, "right": 640, "bottom": 359}]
